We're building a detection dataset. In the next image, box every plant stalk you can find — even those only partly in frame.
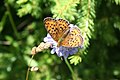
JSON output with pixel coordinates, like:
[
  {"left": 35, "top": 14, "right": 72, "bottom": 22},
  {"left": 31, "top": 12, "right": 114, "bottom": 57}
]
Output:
[
  {"left": 5, "top": 3, "right": 19, "bottom": 39},
  {"left": 64, "top": 58, "right": 77, "bottom": 80}
]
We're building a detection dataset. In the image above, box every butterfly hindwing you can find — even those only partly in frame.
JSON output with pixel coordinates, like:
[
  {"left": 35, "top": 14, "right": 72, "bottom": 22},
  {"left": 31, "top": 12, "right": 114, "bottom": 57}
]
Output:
[{"left": 60, "top": 27, "right": 83, "bottom": 47}]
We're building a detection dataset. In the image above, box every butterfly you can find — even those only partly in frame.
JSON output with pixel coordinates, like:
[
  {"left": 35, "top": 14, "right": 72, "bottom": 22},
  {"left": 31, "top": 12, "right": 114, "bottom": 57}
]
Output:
[{"left": 44, "top": 17, "right": 83, "bottom": 47}]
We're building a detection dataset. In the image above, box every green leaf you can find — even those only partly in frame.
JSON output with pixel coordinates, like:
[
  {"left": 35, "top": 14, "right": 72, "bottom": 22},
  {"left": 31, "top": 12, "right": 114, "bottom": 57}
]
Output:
[
  {"left": 24, "top": 55, "right": 38, "bottom": 66},
  {"left": 5, "top": 35, "right": 14, "bottom": 44},
  {"left": 16, "top": 0, "right": 28, "bottom": 4},
  {"left": 68, "top": 55, "right": 82, "bottom": 65},
  {"left": 26, "top": 35, "right": 35, "bottom": 45},
  {"left": 0, "top": 11, "right": 8, "bottom": 32},
  {"left": 51, "top": 0, "right": 79, "bottom": 21}
]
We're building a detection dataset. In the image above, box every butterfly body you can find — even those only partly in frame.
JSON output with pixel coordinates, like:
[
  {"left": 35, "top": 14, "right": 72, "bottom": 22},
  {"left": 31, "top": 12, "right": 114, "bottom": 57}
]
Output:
[{"left": 44, "top": 17, "right": 83, "bottom": 48}]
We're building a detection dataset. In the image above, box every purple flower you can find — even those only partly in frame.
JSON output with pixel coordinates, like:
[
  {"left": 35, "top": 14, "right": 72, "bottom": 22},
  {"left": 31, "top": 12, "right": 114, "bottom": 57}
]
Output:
[{"left": 44, "top": 24, "right": 83, "bottom": 58}]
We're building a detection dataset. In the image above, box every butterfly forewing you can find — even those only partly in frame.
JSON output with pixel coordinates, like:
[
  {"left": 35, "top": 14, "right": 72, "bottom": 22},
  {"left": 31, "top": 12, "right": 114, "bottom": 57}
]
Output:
[
  {"left": 56, "top": 19, "right": 70, "bottom": 40},
  {"left": 44, "top": 17, "right": 70, "bottom": 42},
  {"left": 44, "top": 17, "right": 58, "bottom": 41}
]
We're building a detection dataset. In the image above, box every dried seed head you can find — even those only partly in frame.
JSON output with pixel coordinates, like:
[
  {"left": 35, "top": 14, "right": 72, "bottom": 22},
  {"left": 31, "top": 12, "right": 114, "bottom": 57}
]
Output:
[
  {"left": 31, "top": 42, "right": 51, "bottom": 55},
  {"left": 30, "top": 66, "right": 39, "bottom": 71},
  {"left": 31, "top": 47, "right": 37, "bottom": 55},
  {"left": 44, "top": 43, "right": 51, "bottom": 49}
]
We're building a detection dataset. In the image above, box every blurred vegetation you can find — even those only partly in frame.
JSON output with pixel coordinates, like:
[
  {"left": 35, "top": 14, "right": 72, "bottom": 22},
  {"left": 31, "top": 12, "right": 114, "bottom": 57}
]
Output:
[{"left": 0, "top": 0, "right": 120, "bottom": 80}]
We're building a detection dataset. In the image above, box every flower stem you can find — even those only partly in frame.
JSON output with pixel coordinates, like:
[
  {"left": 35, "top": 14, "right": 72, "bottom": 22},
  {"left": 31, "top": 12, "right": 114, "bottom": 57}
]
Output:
[
  {"left": 26, "top": 54, "right": 35, "bottom": 80},
  {"left": 64, "top": 58, "right": 77, "bottom": 80}
]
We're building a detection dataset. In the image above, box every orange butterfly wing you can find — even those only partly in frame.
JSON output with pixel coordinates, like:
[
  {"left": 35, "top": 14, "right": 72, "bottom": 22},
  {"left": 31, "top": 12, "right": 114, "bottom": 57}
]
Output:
[
  {"left": 60, "top": 27, "right": 83, "bottom": 47},
  {"left": 44, "top": 17, "right": 70, "bottom": 42}
]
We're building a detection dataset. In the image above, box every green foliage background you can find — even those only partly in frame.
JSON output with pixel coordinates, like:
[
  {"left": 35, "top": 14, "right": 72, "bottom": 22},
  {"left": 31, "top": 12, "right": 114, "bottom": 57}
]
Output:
[{"left": 0, "top": 0, "right": 120, "bottom": 80}]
